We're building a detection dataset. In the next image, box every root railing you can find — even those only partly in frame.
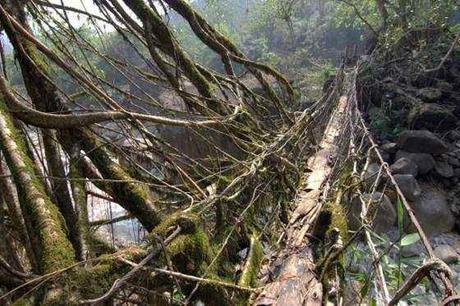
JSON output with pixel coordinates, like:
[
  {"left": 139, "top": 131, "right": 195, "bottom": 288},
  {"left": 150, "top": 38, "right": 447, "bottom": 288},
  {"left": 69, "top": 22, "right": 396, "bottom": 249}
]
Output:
[{"left": 255, "top": 64, "right": 458, "bottom": 306}]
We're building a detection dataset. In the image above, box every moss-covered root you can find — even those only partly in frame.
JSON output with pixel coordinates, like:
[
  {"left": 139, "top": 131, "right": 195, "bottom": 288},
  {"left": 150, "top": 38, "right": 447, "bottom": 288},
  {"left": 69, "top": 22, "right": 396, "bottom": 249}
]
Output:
[
  {"left": 68, "top": 151, "right": 91, "bottom": 259},
  {"left": 66, "top": 128, "right": 159, "bottom": 232},
  {"left": 238, "top": 234, "right": 263, "bottom": 288},
  {"left": 151, "top": 213, "right": 211, "bottom": 275},
  {"left": 43, "top": 129, "right": 83, "bottom": 260},
  {"left": 0, "top": 98, "right": 75, "bottom": 274},
  {"left": 0, "top": 3, "right": 159, "bottom": 233},
  {"left": 42, "top": 248, "right": 146, "bottom": 305},
  {"left": 122, "top": 0, "right": 230, "bottom": 115},
  {"left": 151, "top": 213, "right": 231, "bottom": 305}
]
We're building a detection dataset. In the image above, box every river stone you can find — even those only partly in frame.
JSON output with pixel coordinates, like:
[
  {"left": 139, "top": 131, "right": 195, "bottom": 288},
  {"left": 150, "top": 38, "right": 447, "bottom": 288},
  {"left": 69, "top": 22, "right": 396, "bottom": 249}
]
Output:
[
  {"left": 447, "top": 130, "right": 460, "bottom": 141},
  {"left": 395, "top": 150, "right": 435, "bottom": 175},
  {"left": 349, "top": 192, "right": 396, "bottom": 234},
  {"left": 401, "top": 241, "right": 425, "bottom": 258},
  {"left": 393, "top": 174, "right": 421, "bottom": 201},
  {"left": 390, "top": 157, "right": 418, "bottom": 176},
  {"left": 411, "top": 185, "right": 455, "bottom": 236},
  {"left": 408, "top": 103, "right": 457, "bottom": 131},
  {"left": 434, "top": 245, "right": 459, "bottom": 264},
  {"left": 435, "top": 160, "right": 454, "bottom": 178},
  {"left": 381, "top": 142, "right": 398, "bottom": 154},
  {"left": 397, "top": 130, "right": 449, "bottom": 154},
  {"left": 378, "top": 149, "right": 391, "bottom": 164},
  {"left": 447, "top": 156, "right": 460, "bottom": 167},
  {"left": 363, "top": 163, "right": 382, "bottom": 186},
  {"left": 417, "top": 87, "right": 442, "bottom": 102},
  {"left": 454, "top": 168, "right": 460, "bottom": 177}
]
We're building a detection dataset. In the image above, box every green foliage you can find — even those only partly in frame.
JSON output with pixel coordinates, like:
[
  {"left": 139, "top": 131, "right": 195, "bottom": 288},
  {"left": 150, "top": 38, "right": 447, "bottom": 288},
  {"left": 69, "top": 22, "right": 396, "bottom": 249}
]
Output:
[
  {"left": 396, "top": 198, "right": 404, "bottom": 234},
  {"left": 368, "top": 107, "right": 392, "bottom": 134},
  {"left": 238, "top": 233, "right": 263, "bottom": 288},
  {"left": 152, "top": 213, "right": 212, "bottom": 274},
  {"left": 321, "top": 63, "right": 337, "bottom": 80},
  {"left": 334, "top": 0, "right": 380, "bottom": 31},
  {"left": 173, "top": 0, "right": 247, "bottom": 68},
  {"left": 250, "top": 37, "right": 282, "bottom": 66},
  {"left": 400, "top": 233, "right": 421, "bottom": 246}
]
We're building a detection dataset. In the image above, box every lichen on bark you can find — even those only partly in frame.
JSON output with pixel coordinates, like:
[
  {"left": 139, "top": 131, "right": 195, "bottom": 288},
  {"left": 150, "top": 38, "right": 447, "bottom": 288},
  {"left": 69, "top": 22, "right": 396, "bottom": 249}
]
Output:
[{"left": 0, "top": 97, "right": 75, "bottom": 274}]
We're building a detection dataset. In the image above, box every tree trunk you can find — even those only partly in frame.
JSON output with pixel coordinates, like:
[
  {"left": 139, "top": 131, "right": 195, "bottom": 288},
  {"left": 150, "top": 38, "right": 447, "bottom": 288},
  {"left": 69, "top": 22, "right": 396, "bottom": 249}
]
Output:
[
  {"left": 0, "top": 3, "right": 160, "bottom": 232},
  {"left": 0, "top": 159, "right": 36, "bottom": 268},
  {"left": 0, "top": 97, "right": 75, "bottom": 274},
  {"left": 69, "top": 145, "right": 91, "bottom": 258},
  {"left": 42, "top": 129, "right": 84, "bottom": 260}
]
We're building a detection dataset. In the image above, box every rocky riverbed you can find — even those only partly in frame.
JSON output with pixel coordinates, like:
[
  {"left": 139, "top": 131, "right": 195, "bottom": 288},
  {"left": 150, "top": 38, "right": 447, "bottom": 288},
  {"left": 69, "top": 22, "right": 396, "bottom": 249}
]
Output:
[{"left": 341, "top": 53, "right": 460, "bottom": 304}]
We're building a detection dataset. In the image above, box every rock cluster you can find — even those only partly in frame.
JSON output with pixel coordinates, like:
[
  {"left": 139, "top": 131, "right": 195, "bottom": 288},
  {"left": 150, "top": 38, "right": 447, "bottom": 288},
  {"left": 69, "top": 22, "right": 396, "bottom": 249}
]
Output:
[
  {"left": 343, "top": 39, "right": 460, "bottom": 304},
  {"left": 349, "top": 129, "right": 458, "bottom": 237},
  {"left": 380, "top": 130, "right": 457, "bottom": 236}
]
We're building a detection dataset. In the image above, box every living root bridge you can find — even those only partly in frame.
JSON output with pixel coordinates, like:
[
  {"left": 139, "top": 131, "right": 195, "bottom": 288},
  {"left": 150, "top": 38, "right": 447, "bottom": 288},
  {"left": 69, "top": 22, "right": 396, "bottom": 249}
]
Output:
[
  {"left": 255, "top": 92, "right": 349, "bottom": 306},
  {"left": 257, "top": 64, "right": 459, "bottom": 305},
  {"left": 5, "top": 0, "right": 453, "bottom": 304}
]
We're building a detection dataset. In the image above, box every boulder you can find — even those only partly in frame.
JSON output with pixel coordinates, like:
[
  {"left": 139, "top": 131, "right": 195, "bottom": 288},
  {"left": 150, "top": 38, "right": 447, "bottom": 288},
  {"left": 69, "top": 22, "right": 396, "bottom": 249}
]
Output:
[
  {"left": 393, "top": 174, "right": 421, "bottom": 201},
  {"left": 433, "top": 245, "right": 459, "bottom": 264},
  {"left": 348, "top": 192, "right": 396, "bottom": 234},
  {"left": 417, "top": 87, "right": 442, "bottom": 102},
  {"left": 397, "top": 130, "right": 449, "bottom": 154},
  {"left": 381, "top": 142, "right": 398, "bottom": 154},
  {"left": 395, "top": 150, "right": 435, "bottom": 175},
  {"left": 451, "top": 149, "right": 460, "bottom": 160},
  {"left": 390, "top": 157, "right": 418, "bottom": 176},
  {"left": 363, "top": 163, "right": 382, "bottom": 187},
  {"left": 434, "top": 160, "right": 454, "bottom": 178},
  {"left": 401, "top": 241, "right": 426, "bottom": 258},
  {"left": 454, "top": 168, "right": 460, "bottom": 177},
  {"left": 411, "top": 185, "right": 455, "bottom": 236},
  {"left": 378, "top": 150, "right": 392, "bottom": 164},
  {"left": 447, "top": 156, "right": 460, "bottom": 167},
  {"left": 447, "top": 130, "right": 460, "bottom": 142},
  {"left": 408, "top": 103, "right": 457, "bottom": 131},
  {"left": 441, "top": 178, "right": 454, "bottom": 188},
  {"left": 453, "top": 92, "right": 460, "bottom": 103}
]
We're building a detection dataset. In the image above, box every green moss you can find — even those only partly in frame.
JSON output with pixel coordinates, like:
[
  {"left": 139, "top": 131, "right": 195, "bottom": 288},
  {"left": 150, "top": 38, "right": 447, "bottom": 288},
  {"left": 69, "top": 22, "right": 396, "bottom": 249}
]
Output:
[
  {"left": 0, "top": 98, "right": 75, "bottom": 273},
  {"left": 151, "top": 213, "right": 211, "bottom": 274},
  {"left": 72, "top": 263, "right": 118, "bottom": 297},
  {"left": 11, "top": 298, "right": 32, "bottom": 306},
  {"left": 44, "top": 248, "right": 147, "bottom": 304},
  {"left": 196, "top": 279, "right": 231, "bottom": 306},
  {"left": 149, "top": 213, "right": 236, "bottom": 304},
  {"left": 238, "top": 234, "right": 263, "bottom": 288},
  {"left": 78, "top": 130, "right": 159, "bottom": 231},
  {"left": 43, "top": 263, "right": 122, "bottom": 305},
  {"left": 211, "top": 225, "right": 245, "bottom": 277},
  {"left": 324, "top": 202, "right": 348, "bottom": 241}
]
